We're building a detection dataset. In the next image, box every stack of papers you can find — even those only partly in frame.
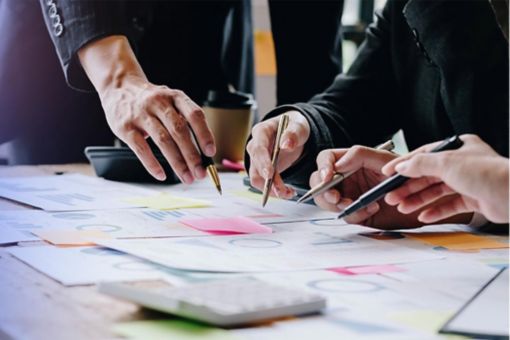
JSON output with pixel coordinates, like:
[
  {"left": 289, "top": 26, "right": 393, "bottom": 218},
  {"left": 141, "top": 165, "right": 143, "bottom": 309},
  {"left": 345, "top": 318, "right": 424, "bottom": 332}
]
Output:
[{"left": 0, "top": 172, "right": 508, "bottom": 339}]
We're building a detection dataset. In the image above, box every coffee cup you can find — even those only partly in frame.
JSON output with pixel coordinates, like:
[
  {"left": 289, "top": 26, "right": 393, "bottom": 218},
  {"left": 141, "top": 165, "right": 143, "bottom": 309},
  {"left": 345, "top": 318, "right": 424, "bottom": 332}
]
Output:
[{"left": 202, "top": 90, "right": 256, "bottom": 165}]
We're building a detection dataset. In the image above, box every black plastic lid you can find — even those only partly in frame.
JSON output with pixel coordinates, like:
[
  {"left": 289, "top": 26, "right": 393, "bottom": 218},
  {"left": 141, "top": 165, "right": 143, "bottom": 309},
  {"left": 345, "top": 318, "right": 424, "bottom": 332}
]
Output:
[{"left": 203, "top": 90, "right": 255, "bottom": 109}]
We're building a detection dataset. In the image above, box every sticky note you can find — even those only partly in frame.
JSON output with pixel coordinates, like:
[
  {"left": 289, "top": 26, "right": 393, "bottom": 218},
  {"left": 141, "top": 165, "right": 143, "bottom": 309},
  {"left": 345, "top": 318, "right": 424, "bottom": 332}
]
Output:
[
  {"left": 113, "top": 320, "right": 241, "bottom": 340},
  {"left": 254, "top": 30, "right": 276, "bottom": 76},
  {"left": 32, "top": 229, "right": 110, "bottom": 246},
  {"left": 329, "top": 264, "right": 405, "bottom": 276},
  {"left": 180, "top": 216, "right": 272, "bottom": 235},
  {"left": 405, "top": 232, "right": 509, "bottom": 251},
  {"left": 125, "top": 193, "right": 210, "bottom": 210}
]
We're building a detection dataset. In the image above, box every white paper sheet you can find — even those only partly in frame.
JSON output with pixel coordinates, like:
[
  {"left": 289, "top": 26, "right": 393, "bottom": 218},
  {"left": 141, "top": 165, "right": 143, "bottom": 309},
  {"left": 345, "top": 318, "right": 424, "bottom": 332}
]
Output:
[
  {"left": 0, "top": 174, "right": 157, "bottom": 211},
  {"left": 99, "top": 229, "right": 442, "bottom": 273},
  {"left": 7, "top": 245, "right": 185, "bottom": 286},
  {"left": 0, "top": 227, "right": 39, "bottom": 245},
  {"left": 0, "top": 209, "right": 205, "bottom": 240}
]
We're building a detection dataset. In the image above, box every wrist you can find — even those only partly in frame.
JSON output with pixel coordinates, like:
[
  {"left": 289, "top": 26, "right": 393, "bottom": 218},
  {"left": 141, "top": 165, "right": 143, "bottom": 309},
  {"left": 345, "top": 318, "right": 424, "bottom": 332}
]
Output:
[{"left": 77, "top": 35, "right": 147, "bottom": 96}]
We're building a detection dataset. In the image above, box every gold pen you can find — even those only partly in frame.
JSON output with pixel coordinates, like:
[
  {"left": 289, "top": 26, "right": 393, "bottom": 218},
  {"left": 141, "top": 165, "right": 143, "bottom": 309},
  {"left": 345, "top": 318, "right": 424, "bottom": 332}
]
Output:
[
  {"left": 296, "top": 140, "right": 394, "bottom": 204},
  {"left": 190, "top": 128, "right": 222, "bottom": 195},
  {"left": 261, "top": 114, "right": 289, "bottom": 207}
]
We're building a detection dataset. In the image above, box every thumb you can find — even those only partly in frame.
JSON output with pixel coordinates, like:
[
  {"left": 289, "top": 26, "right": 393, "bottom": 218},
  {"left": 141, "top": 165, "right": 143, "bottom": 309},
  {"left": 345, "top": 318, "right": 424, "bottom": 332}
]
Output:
[{"left": 280, "top": 120, "right": 309, "bottom": 150}]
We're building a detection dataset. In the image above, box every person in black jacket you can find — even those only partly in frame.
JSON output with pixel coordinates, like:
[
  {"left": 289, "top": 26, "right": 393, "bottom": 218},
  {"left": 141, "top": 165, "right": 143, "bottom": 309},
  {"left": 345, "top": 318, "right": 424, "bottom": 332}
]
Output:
[
  {"left": 246, "top": 0, "right": 509, "bottom": 229},
  {"left": 2, "top": 1, "right": 343, "bottom": 174}
]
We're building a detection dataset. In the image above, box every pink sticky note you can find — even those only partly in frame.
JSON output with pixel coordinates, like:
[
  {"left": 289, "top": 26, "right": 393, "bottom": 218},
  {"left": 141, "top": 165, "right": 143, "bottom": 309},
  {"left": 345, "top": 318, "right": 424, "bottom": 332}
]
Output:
[
  {"left": 222, "top": 159, "right": 245, "bottom": 172},
  {"left": 328, "top": 264, "right": 405, "bottom": 275},
  {"left": 180, "top": 216, "right": 272, "bottom": 235}
]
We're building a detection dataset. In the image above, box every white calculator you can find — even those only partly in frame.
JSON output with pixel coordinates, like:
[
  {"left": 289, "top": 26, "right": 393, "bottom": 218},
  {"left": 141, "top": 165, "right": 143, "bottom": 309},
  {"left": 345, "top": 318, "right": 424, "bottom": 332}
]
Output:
[{"left": 98, "top": 278, "right": 326, "bottom": 326}]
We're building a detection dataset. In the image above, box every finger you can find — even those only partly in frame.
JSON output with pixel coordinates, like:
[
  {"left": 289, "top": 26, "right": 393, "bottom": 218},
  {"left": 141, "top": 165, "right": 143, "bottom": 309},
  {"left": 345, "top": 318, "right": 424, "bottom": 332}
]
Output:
[
  {"left": 382, "top": 141, "right": 442, "bottom": 176},
  {"left": 156, "top": 106, "right": 206, "bottom": 180},
  {"left": 385, "top": 176, "right": 442, "bottom": 206},
  {"left": 397, "top": 182, "right": 455, "bottom": 214},
  {"left": 123, "top": 130, "right": 166, "bottom": 181},
  {"left": 272, "top": 172, "right": 295, "bottom": 199},
  {"left": 249, "top": 162, "right": 265, "bottom": 192},
  {"left": 418, "top": 195, "right": 471, "bottom": 223},
  {"left": 393, "top": 153, "right": 445, "bottom": 179},
  {"left": 173, "top": 91, "right": 216, "bottom": 156},
  {"left": 280, "top": 116, "right": 309, "bottom": 150},
  {"left": 247, "top": 121, "right": 277, "bottom": 180},
  {"left": 343, "top": 202, "right": 381, "bottom": 225},
  {"left": 334, "top": 146, "right": 395, "bottom": 174},
  {"left": 316, "top": 149, "right": 346, "bottom": 183},
  {"left": 143, "top": 116, "right": 193, "bottom": 184}
]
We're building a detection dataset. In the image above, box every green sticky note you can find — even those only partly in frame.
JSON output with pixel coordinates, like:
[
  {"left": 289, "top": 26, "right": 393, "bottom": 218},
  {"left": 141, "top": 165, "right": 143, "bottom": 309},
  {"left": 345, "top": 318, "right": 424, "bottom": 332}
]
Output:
[
  {"left": 112, "top": 320, "right": 241, "bottom": 340},
  {"left": 125, "top": 193, "right": 210, "bottom": 210}
]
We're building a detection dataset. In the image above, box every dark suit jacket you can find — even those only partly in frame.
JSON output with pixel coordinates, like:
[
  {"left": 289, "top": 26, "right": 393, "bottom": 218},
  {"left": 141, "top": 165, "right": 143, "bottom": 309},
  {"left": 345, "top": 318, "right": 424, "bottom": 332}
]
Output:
[
  {"left": 250, "top": 0, "right": 509, "bottom": 188},
  {"left": 38, "top": 0, "right": 344, "bottom": 105}
]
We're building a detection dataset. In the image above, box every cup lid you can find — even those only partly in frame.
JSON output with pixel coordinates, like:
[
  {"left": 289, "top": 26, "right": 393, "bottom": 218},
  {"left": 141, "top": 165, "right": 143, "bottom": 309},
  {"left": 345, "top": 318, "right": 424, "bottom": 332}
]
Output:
[{"left": 204, "top": 90, "right": 256, "bottom": 109}]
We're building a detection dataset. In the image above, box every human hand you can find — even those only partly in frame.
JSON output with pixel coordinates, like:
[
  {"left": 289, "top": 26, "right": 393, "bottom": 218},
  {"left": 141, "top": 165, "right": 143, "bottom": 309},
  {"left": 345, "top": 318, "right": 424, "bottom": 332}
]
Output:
[
  {"left": 246, "top": 110, "right": 310, "bottom": 199},
  {"left": 382, "top": 134, "right": 509, "bottom": 223},
  {"left": 78, "top": 36, "right": 215, "bottom": 183},
  {"left": 310, "top": 146, "right": 424, "bottom": 229}
]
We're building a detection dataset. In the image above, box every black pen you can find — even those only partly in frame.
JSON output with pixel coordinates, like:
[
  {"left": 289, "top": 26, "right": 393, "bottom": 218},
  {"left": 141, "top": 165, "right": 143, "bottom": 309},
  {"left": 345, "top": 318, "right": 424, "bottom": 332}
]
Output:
[{"left": 337, "top": 135, "right": 464, "bottom": 220}]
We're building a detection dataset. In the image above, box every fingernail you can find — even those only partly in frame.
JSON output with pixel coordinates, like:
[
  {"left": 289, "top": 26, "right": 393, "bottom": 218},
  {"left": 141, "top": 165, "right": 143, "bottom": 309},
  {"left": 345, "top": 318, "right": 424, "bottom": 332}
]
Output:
[
  {"left": 395, "top": 161, "right": 409, "bottom": 173},
  {"left": 205, "top": 143, "right": 215, "bottom": 156},
  {"left": 320, "top": 168, "right": 329, "bottom": 181},
  {"left": 325, "top": 191, "right": 336, "bottom": 203},
  {"left": 367, "top": 203, "right": 379, "bottom": 213},
  {"left": 194, "top": 166, "right": 206, "bottom": 179},
  {"left": 262, "top": 167, "right": 271, "bottom": 179},
  {"left": 273, "top": 187, "right": 281, "bottom": 198},
  {"left": 156, "top": 171, "right": 166, "bottom": 181},
  {"left": 182, "top": 171, "right": 194, "bottom": 184},
  {"left": 281, "top": 139, "right": 292, "bottom": 149}
]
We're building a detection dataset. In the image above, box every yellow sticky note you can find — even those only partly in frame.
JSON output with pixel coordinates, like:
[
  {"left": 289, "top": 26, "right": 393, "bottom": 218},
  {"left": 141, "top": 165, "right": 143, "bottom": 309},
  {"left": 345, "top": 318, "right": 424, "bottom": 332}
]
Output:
[
  {"left": 255, "top": 30, "right": 277, "bottom": 76},
  {"left": 32, "top": 229, "right": 110, "bottom": 246},
  {"left": 405, "top": 232, "right": 509, "bottom": 251},
  {"left": 126, "top": 193, "right": 210, "bottom": 210},
  {"left": 113, "top": 320, "right": 241, "bottom": 340}
]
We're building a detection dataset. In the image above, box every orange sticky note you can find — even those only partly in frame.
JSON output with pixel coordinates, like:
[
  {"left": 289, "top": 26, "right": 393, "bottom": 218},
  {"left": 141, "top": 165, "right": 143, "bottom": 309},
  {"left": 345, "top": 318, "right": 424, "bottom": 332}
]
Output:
[
  {"left": 255, "top": 30, "right": 277, "bottom": 76},
  {"left": 180, "top": 216, "right": 272, "bottom": 235},
  {"left": 32, "top": 229, "right": 111, "bottom": 246},
  {"left": 405, "top": 232, "right": 509, "bottom": 251}
]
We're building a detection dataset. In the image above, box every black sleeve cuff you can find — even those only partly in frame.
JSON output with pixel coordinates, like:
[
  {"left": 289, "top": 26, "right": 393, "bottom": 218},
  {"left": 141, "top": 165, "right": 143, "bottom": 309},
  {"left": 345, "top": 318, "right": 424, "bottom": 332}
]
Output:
[{"left": 39, "top": 0, "right": 130, "bottom": 91}]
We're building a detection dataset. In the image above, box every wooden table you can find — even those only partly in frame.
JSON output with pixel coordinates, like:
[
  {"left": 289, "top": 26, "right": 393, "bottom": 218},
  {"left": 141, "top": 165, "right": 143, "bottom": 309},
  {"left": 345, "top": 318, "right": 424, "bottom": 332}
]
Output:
[{"left": 0, "top": 165, "right": 147, "bottom": 340}]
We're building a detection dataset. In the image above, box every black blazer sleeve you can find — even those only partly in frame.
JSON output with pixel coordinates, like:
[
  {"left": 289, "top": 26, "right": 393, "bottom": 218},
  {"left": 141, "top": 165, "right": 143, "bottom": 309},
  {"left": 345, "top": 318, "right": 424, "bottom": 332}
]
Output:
[
  {"left": 246, "top": 1, "right": 401, "bottom": 188},
  {"left": 39, "top": 0, "right": 129, "bottom": 91}
]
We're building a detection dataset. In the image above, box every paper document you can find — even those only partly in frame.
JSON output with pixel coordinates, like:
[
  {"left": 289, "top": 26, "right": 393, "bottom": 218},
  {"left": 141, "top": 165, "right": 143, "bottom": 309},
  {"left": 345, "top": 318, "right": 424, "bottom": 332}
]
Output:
[
  {"left": 0, "top": 227, "right": 39, "bottom": 245},
  {"left": 440, "top": 267, "right": 509, "bottom": 338},
  {"left": 99, "top": 229, "right": 442, "bottom": 273},
  {"left": 0, "top": 174, "right": 157, "bottom": 211},
  {"left": 0, "top": 209, "right": 205, "bottom": 239},
  {"left": 8, "top": 245, "right": 183, "bottom": 286}
]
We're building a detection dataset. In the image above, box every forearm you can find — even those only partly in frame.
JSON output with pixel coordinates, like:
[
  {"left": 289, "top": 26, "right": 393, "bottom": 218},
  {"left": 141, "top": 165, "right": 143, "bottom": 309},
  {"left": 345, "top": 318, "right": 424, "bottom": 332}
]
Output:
[{"left": 78, "top": 35, "right": 147, "bottom": 96}]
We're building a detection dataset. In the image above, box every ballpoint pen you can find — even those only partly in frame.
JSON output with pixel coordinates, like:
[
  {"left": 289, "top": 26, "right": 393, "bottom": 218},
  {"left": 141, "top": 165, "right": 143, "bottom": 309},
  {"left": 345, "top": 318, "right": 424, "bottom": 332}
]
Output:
[
  {"left": 337, "top": 135, "right": 464, "bottom": 220},
  {"left": 261, "top": 113, "right": 289, "bottom": 207},
  {"left": 297, "top": 140, "right": 394, "bottom": 204},
  {"left": 190, "top": 129, "right": 222, "bottom": 195}
]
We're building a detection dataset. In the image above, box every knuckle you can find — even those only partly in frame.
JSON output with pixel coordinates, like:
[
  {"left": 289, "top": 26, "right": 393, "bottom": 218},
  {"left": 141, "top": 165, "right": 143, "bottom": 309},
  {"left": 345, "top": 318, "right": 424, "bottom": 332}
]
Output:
[
  {"left": 155, "top": 131, "right": 171, "bottom": 145},
  {"left": 188, "top": 108, "right": 205, "bottom": 122},
  {"left": 169, "top": 117, "right": 188, "bottom": 137}
]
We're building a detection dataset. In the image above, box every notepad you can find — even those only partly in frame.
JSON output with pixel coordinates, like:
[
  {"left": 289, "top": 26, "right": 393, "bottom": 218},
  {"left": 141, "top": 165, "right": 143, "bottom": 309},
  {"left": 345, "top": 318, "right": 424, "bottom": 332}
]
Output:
[
  {"left": 32, "top": 229, "right": 110, "bottom": 246},
  {"left": 125, "top": 193, "right": 210, "bottom": 210},
  {"left": 179, "top": 216, "right": 272, "bottom": 235},
  {"left": 404, "top": 232, "right": 509, "bottom": 251}
]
